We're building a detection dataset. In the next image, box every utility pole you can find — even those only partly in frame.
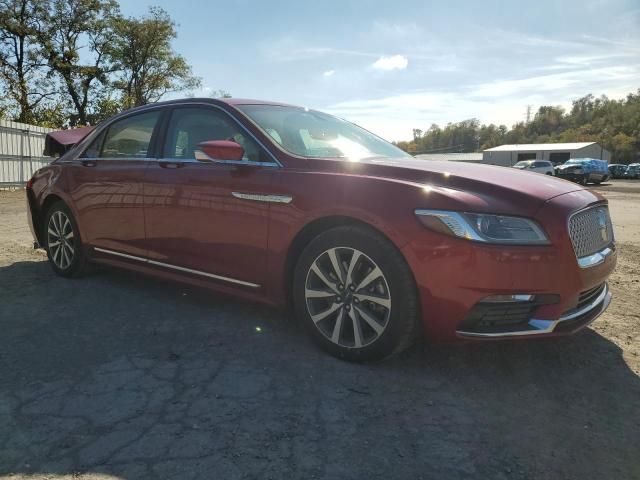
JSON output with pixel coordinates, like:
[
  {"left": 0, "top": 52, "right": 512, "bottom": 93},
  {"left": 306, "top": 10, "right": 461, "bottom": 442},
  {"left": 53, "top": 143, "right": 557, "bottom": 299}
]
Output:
[{"left": 526, "top": 105, "right": 532, "bottom": 124}]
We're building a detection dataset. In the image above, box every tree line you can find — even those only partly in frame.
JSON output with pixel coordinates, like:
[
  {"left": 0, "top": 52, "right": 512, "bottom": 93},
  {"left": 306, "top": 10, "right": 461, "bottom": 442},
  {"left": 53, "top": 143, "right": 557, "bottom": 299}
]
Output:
[
  {"left": 395, "top": 90, "right": 640, "bottom": 164},
  {"left": 0, "top": 0, "right": 203, "bottom": 127}
]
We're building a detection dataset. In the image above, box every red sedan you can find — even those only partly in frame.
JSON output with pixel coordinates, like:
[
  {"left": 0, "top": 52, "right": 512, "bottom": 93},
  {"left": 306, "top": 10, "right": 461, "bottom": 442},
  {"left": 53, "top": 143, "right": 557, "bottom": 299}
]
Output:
[{"left": 26, "top": 98, "right": 616, "bottom": 361}]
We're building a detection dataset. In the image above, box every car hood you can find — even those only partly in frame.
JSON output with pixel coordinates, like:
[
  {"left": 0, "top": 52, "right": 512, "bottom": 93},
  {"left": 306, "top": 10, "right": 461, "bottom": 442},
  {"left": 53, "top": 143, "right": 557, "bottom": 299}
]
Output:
[{"left": 333, "top": 158, "right": 591, "bottom": 217}]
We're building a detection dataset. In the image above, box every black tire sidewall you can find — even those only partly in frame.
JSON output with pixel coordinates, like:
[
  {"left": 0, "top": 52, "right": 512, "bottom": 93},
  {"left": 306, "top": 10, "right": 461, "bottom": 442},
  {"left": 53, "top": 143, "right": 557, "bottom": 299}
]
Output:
[
  {"left": 44, "top": 202, "right": 85, "bottom": 277},
  {"left": 293, "top": 225, "right": 419, "bottom": 362}
]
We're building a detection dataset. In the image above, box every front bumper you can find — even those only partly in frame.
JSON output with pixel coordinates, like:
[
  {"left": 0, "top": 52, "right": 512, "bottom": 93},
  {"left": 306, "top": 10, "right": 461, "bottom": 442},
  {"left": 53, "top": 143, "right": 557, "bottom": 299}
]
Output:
[
  {"left": 456, "top": 282, "right": 611, "bottom": 338},
  {"left": 401, "top": 192, "right": 616, "bottom": 342}
]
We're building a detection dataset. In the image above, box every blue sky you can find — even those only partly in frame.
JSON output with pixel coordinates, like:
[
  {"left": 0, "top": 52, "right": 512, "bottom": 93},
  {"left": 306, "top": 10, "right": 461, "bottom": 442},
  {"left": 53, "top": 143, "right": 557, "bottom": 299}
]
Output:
[{"left": 119, "top": 0, "right": 640, "bottom": 141}]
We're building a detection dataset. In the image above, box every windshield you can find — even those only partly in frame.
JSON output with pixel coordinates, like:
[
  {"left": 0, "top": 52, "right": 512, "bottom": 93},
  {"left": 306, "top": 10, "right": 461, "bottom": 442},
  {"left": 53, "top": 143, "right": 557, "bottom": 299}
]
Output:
[
  {"left": 236, "top": 104, "right": 411, "bottom": 160},
  {"left": 565, "top": 159, "right": 584, "bottom": 165},
  {"left": 514, "top": 161, "right": 532, "bottom": 167}
]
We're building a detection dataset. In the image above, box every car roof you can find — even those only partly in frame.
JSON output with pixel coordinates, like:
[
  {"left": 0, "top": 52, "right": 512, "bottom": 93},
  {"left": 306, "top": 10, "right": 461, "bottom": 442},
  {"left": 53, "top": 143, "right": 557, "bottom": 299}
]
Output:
[{"left": 105, "top": 97, "right": 305, "bottom": 122}]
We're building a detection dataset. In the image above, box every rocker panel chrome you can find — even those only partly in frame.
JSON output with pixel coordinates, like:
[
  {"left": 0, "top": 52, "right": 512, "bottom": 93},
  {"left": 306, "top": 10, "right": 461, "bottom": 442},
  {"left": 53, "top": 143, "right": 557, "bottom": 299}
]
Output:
[{"left": 93, "top": 247, "right": 260, "bottom": 288}]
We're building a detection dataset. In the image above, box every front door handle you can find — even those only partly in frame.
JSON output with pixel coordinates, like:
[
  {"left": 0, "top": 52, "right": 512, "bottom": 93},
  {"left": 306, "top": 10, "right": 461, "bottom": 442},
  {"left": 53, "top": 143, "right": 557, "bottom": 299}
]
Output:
[{"left": 81, "top": 160, "right": 96, "bottom": 167}]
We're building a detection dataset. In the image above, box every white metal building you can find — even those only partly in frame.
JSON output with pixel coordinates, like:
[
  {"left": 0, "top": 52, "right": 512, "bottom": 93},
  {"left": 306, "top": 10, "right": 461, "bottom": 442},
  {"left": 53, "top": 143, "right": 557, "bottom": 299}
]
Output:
[
  {"left": 0, "top": 119, "right": 54, "bottom": 186},
  {"left": 415, "top": 153, "right": 483, "bottom": 163},
  {"left": 482, "top": 142, "right": 611, "bottom": 167}
]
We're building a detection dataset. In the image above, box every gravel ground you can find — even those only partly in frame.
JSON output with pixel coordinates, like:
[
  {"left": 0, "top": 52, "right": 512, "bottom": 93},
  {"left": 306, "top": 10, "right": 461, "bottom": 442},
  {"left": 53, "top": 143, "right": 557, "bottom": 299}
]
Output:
[{"left": 1, "top": 181, "right": 639, "bottom": 480}]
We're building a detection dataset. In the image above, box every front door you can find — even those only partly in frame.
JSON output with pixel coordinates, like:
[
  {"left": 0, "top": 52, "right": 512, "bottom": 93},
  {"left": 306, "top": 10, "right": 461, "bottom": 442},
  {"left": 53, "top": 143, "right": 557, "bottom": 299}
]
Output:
[
  {"left": 66, "top": 110, "right": 162, "bottom": 257},
  {"left": 143, "top": 105, "right": 281, "bottom": 289}
]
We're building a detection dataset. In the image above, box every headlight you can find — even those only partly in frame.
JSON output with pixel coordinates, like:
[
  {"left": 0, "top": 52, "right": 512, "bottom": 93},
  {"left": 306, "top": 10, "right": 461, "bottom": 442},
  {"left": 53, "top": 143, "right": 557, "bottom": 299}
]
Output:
[{"left": 414, "top": 210, "right": 550, "bottom": 245}]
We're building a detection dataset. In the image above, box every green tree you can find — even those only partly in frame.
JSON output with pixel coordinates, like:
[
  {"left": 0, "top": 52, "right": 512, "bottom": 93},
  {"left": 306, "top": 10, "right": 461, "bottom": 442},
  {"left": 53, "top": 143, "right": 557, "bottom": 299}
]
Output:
[
  {"left": 108, "top": 7, "right": 200, "bottom": 108},
  {"left": 41, "top": 0, "right": 120, "bottom": 126},
  {"left": 0, "top": 0, "right": 54, "bottom": 123}
]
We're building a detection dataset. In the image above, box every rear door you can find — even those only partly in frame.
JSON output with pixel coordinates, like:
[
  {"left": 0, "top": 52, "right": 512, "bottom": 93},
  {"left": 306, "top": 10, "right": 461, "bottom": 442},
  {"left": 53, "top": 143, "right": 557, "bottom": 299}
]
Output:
[
  {"left": 66, "top": 110, "right": 162, "bottom": 257},
  {"left": 143, "top": 105, "right": 281, "bottom": 289}
]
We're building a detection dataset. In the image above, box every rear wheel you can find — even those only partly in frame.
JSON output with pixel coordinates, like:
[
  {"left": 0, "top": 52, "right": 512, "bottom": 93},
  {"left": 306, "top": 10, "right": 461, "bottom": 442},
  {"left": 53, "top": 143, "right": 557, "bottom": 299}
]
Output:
[
  {"left": 44, "top": 201, "right": 87, "bottom": 277},
  {"left": 293, "top": 225, "right": 420, "bottom": 362}
]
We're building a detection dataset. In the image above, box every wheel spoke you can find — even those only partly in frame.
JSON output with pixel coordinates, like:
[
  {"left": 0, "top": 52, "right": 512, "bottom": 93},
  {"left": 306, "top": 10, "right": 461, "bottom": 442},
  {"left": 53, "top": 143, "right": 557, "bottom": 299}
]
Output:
[
  {"left": 64, "top": 231, "right": 74, "bottom": 240},
  {"left": 62, "top": 217, "right": 71, "bottom": 236},
  {"left": 356, "top": 266, "right": 383, "bottom": 292},
  {"left": 53, "top": 212, "right": 62, "bottom": 236},
  {"left": 52, "top": 244, "right": 61, "bottom": 263},
  {"left": 305, "top": 288, "right": 336, "bottom": 298},
  {"left": 354, "top": 292, "right": 391, "bottom": 309},
  {"left": 354, "top": 305, "right": 385, "bottom": 335},
  {"left": 48, "top": 240, "right": 61, "bottom": 248},
  {"left": 310, "top": 302, "right": 341, "bottom": 324},
  {"left": 348, "top": 308, "right": 363, "bottom": 348},
  {"left": 61, "top": 245, "right": 71, "bottom": 268},
  {"left": 327, "top": 248, "right": 344, "bottom": 284},
  {"left": 331, "top": 308, "right": 344, "bottom": 344},
  {"left": 310, "top": 263, "right": 339, "bottom": 293},
  {"left": 48, "top": 227, "right": 59, "bottom": 239},
  {"left": 345, "top": 250, "right": 361, "bottom": 286}
]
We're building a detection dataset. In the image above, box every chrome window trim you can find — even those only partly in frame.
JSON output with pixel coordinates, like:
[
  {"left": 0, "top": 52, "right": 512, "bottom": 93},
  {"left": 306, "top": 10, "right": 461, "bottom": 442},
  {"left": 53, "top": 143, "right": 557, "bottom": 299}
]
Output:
[
  {"left": 93, "top": 247, "right": 260, "bottom": 288},
  {"left": 154, "top": 157, "right": 280, "bottom": 168},
  {"left": 456, "top": 282, "right": 610, "bottom": 338},
  {"left": 567, "top": 203, "right": 615, "bottom": 268},
  {"left": 69, "top": 102, "right": 283, "bottom": 167}
]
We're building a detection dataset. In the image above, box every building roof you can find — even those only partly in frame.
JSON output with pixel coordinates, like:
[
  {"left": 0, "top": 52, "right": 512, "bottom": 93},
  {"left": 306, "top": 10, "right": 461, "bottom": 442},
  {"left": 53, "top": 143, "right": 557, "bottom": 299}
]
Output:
[
  {"left": 414, "top": 153, "right": 483, "bottom": 162},
  {"left": 484, "top": 142, "right": 596, "bottom": 152}
]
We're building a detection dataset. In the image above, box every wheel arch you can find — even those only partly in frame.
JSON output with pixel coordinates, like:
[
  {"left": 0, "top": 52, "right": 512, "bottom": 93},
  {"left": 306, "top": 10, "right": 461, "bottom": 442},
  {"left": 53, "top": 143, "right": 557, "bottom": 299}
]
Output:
[
  {"left": 283, "top": 215, "right": 417, "bottom": 311},
  {"left": 36, "top": 194, "right": 66, "bottom": 245}
]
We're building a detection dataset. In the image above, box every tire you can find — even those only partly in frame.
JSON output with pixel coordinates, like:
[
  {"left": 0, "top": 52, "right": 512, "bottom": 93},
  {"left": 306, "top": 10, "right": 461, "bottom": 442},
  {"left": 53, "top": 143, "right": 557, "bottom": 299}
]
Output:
[
  {"left": 580, "top": 176, "right": 588, "bottom": 186},
  {"left": 293, "top": 225, "right": 420, "bottom": 362},
  {"left": 545, "top": 172, "right": 553, "bottom": 176},
  {"left": 43, "top": 201, "right": 88, "bottom": 277}
]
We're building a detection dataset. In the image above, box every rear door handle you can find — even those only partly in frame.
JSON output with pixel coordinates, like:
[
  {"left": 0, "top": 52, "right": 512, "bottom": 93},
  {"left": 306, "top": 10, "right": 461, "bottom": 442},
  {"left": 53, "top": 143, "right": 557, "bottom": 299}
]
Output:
[
  {"left": 81, "top": 160, "right": 96, "bottom": 167},
  {"left": 159, "top": 161, "right": 186, "bottom": 169}
]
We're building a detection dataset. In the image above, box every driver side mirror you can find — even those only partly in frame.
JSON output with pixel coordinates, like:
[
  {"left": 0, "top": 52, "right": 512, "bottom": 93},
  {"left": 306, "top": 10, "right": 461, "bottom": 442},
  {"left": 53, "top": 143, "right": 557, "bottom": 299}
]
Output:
[{"left": 195, "top": 140, "right": 244, "bottom": 162}]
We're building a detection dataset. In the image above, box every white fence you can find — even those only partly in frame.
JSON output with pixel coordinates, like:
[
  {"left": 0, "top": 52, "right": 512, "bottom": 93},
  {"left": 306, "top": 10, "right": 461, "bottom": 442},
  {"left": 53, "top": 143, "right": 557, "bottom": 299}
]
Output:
[{"left": 0, "top": 119, "right": 55, "bottom": 186}]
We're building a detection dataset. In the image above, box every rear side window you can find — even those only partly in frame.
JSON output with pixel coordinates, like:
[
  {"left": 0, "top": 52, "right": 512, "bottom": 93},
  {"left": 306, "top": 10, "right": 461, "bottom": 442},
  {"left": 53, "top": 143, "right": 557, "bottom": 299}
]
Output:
[
  {"left": 99, "top": 111, "right": 160, "bottom": 158},
  {"left": 163, "top": 107, "right": 267, "bottom": 162}
]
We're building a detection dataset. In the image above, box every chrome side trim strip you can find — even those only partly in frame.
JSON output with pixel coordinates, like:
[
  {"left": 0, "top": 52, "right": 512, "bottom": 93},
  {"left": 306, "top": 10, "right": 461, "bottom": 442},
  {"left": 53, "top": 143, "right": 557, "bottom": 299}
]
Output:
[
  {"left": 456, "top": 283, "right": 610, "bottom": 338},
  {"left": 578, "top": 246, "right": 613, "bottom": 268},
  {"left": 93, "top": 247, "right": 260, "bottom": 288},
  {"left": 232, "top": 192, "right": 293, "bottom": 204},
  {"left": 94, "top": 247, "right": 143, "bottom": 261}
]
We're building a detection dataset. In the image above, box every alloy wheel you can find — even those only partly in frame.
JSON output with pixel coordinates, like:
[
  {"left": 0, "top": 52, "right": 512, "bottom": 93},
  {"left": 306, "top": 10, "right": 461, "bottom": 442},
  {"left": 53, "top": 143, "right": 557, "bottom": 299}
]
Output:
[
  {"left": 304, "top": 247, "right": 391, "bottom": 348},
  {"left": 47, "top": 210, "right": 75, "bottom": 270}
]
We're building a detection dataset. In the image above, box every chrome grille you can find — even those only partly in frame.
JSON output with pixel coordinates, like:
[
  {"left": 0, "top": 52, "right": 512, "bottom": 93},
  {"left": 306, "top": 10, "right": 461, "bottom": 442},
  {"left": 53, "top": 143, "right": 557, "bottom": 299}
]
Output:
[{"left": 569, "top": 205, "right": 613, "bottom": 259}]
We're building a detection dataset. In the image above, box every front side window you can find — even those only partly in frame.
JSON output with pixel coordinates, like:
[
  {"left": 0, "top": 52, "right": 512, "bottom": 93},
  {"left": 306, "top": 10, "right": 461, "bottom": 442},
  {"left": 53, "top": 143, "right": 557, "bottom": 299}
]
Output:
[
  {"left": 236, "top": 104, "right": 411, "bottom": 161},
  {"left": 164, "top": 107, "right": 266, "bottom": 162},
  {"left": 100, "top": 111, "right": 160, "bottom": 158}
]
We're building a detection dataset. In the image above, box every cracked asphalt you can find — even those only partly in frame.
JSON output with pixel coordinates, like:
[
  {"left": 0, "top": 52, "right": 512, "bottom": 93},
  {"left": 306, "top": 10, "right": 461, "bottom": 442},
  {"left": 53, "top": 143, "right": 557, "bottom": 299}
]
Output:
[{"left": 1, "top": 185, "right": 639, "bottom": 480}]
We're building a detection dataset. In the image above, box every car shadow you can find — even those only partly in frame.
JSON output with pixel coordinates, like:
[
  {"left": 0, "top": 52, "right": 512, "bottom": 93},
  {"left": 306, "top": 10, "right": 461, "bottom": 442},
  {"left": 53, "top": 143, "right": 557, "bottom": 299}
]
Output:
[{"left": 1, "top": 259, "right": 639, "bottom": 479}]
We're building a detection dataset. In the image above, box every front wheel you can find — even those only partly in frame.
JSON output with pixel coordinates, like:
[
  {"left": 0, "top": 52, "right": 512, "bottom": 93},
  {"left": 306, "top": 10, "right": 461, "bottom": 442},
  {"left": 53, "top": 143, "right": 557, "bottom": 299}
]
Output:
[
  {"left": 44, "top": 201, "right": 87, "bottom": 277},
  {"left": 293, "top": 225, "right": 420, "bottom": 362}
]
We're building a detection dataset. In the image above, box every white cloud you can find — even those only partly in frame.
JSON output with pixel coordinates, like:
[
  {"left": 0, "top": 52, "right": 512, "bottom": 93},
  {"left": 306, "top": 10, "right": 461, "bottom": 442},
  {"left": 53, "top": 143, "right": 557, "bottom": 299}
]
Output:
[
  {"left": 372, "top": 55, "right": 408, "bottom": 71},
  {"left": 323, "top": 70, "right": 335, "bottom": 77}
]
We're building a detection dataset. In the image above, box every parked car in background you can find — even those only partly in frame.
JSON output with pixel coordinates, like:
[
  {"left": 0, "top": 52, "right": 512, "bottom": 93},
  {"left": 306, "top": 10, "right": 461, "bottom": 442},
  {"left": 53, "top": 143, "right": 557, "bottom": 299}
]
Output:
[
  {"left": 555, "top": 158, "right": 610, "bottom": 185},
  {"left": 513, "top": 160, "right": 555, "bottom": 175},
  {"left": 608, "top": 164, "right": 628, "bottom": 179},
  {"left": 25, "top": 98, "right": 616, "bottom": 361},
  {"left": 623, "top": 164, "right": 640, "bottom": 179}
]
